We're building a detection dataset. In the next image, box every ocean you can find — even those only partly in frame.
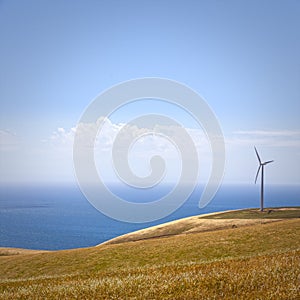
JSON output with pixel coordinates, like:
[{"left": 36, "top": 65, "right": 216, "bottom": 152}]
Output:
[{"left": 0, "top": 183, "right": 299, "bottom": 250}]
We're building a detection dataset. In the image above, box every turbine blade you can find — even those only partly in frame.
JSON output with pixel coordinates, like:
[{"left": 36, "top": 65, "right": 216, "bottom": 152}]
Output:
[
  {"left": 264, "top": 160, "right": 274, "bottom": 165},
  {"left": 255, "top": 165, "right": 261, "bottom": 184},
  {"left": 254, "top": 146, "right": 261, "bottom": 164}
]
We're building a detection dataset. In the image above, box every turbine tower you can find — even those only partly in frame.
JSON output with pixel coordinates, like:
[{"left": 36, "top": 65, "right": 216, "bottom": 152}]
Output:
[{"left": 254, "top": 147, "right": 274, "bottom": 212}]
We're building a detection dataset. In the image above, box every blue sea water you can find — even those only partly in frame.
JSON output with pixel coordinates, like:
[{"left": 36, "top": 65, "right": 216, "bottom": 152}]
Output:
[{"left": 0, "top": 183, "right": 299, "bottom": 250}]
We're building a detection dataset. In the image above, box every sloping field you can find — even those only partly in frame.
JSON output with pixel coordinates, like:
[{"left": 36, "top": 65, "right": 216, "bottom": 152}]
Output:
[
  {"left": 0, "top": 208, "right": 299, "bottom": 299},
  {"left": 101, "top": 207, "right": 300, "bottom": 245}
]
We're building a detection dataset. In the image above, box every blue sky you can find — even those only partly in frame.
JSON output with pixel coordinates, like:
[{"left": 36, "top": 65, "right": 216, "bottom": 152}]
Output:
[{"left": 0, "top": 0, "right": 299, "bottom": 185}]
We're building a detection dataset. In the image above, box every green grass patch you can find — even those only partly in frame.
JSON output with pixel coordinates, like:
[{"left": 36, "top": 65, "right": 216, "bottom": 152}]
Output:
[{"left": 202, "top": 207, "right": 300, "bottom": 219}]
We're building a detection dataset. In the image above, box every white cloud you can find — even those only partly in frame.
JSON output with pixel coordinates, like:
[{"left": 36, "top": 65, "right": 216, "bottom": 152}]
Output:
[
  {"left": 48, "top": 126, "right": 76, "bottom": 147},
  {"left": 228, "top": 129, "right": 300, "bottom": 148},
  {"left": 47, "top": 118, "right": 210, "bottom": 157},
  {"left": 4, "top": 123, "right": 298, "bottom": 184},
  {"left": 234, "top": 130, "right": 300, "bottom": 137},
  {"left": 45, "top": 118, "right": 212, "bottom": 184},
  {"left": 45, "top": 123, "right": 300, "bottom": 179}
]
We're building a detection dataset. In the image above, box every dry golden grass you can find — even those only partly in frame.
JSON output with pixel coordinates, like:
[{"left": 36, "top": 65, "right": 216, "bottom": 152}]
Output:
[
  {"left": 0, "top": 208, "right": 299, "bottom": 299},
  {"left": 0, "top": 248, "right": 48, "bottom": 256},
  {"left": 102, "top": 207, "right": 300, "bottom": 245},
  {"left": 1, "top": 250, "right": 299, "bottom": 299},
  {"left": 205, "top": 207, "right": 300, "bottom": 219}
]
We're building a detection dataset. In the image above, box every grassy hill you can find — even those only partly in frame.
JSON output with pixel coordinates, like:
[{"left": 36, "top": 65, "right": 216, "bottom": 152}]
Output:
[{"left": 0, "top": 207, "right": 299, "bottom": 299}]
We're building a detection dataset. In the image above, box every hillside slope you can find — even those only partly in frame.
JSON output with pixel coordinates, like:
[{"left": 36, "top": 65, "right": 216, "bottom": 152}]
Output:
[
  {"left": 100, "top": 207, "right": 299, "bottom": 245},
  {"left": 0, "top": 208, "right": 299, "bottom": 299}
]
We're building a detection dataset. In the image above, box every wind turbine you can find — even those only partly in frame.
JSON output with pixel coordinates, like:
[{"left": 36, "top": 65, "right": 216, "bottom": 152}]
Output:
[{"left": 254, "top": 147, "right": 274, "bottom": 212}]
